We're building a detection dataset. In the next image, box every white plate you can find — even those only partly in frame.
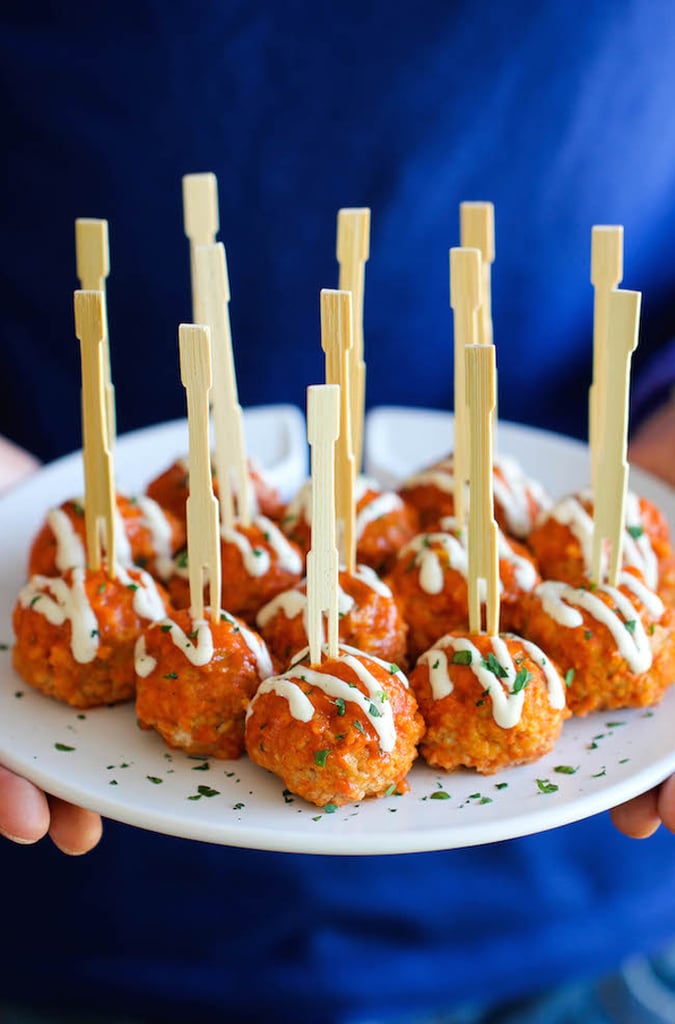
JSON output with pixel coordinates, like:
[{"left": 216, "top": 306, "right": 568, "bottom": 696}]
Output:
[{"left": 0, "top": 406, "right": 673, "bottom": 856}]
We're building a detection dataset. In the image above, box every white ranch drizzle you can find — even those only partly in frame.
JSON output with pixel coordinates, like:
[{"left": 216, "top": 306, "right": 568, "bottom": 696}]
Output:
[
  {"left": 355, "top": 491, "right": 404, "bottom": 540},
  {"left": 247, "top": 643, "right": 407, "bottom": 752},
  {"left": 256, "top": 565, "right": 393, "bottom": 630},
  {"left": 47, "top": 507, "right": 86, "bottom": 572},
  {"left": 221, "top": 516, "right": 302, "bottom": 578},
  {"left": 545, "top": 491, "right": 659, "bottom": 590},
  {"left": 172, "top": 456, "right": 262, "bottom": 515},
  {"left": 115, "top": 565, "right": 168, "bottom": 622},
  {"left": 417, "top": 633, "right": 565, "bottom": 728},
  {"left": 283, "top": 475, "right": 393, "bottom": 539},
  {"left": 19, "top": 569, "right": 100, "bottom": 664},
  {"left": 536, "top": 575, "right": 660, "bottom": 674},
  {"left": 136, "top": 613, "right": 273, "bottom": 679},
  {"left": 438, "top": 516, "right": 538, "bottom": 592},
  {"left": 401, "top": 455, "right": 549, "bottom": 538},
  {"left": 135, "top": 496, "right": 175, "bottom": 580}
]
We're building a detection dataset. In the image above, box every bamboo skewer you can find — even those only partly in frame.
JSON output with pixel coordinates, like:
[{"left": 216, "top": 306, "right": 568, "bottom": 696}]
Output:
[
  {"left": 195, "top": 243, "right": 252, "bottom": 531},
  {"left": 450, "top": 247, "right": 482, "bottom": 529},
  {"left": 74, "top": 290, "right": 116, "bottom": 575},
  {"left": 460, "top": 202, "right": 495, "bottom": 346},
  {"left": 590, "top": 226, "right": 624, "bottom": 495},
  {"left": 182, "top": 173, "right": 219, "bottom": 322},
  {"left": 179, "top": 323, "right": 221, "bottom": 623},
  {"left": 306, "top": 384, "right": 341, "bottom": 665},
  {"left": 337, "top": 208, "right": 370, "bottom": 475},
  {"left": 75, "top": 218, "right": 116, "bottom": 448},
  {"left": 466, "top": 344, "right": 499, "bottom": 635},
  {"left": 321, "top": 289, "right": 356, "bottom": 573},
  {"left": 591, "top": 289, "right": 641, "bottom": 586}
]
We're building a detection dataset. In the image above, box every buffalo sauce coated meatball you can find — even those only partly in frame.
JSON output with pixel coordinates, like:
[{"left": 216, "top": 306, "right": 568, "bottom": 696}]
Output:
[
  {"left": 520, "top": 569, "right": 675, "bottom": 716},
  {"left": 528, "top": 490, "right": 673, "bottom": 601},
  {"left": 281, "top": 476, "right": 418, "bottom": 575},
  {"left": 256, "top": 564, "right": 407, "bottom": 670},
  {"left": 409, "top": 630, "right": 568, "bottom": 774},
  {"left": 245, "top": 644, "right": 424, "bottom": 807},
  {"left": 168, "top": 515, "right": 304, "bottom": 625},
  {"left": 135, "top": 607, "right": 273, "bottom": 758},
  {"left": 12, "top": 564, "right": 169, "bottom": 708},
  {"left": 399, "top": 453, "right": 551, "bottom": 539},
  {"left": 386, "top": 517, "right": 540, "bottom": 662},
  {"left": 28, "top": 494, "right": 185, "bottom": 583},
  {"left": 146, "top": 458, "right": 285, "bottom": 524}
]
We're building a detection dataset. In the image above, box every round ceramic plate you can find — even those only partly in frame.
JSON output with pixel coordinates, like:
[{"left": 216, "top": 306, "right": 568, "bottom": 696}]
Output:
[{"left": 0, "top": 407, "right": 673, "bottom": 855}]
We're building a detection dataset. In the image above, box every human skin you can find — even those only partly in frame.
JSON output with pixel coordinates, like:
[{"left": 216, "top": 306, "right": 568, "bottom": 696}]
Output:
[{"left": 0, "top": 398, "right": 673, "bottom": 850}]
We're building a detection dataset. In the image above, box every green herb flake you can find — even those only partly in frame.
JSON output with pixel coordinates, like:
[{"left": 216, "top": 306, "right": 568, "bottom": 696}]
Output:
[
  {"left": 649, "top": 623, "right": 656, "bottom": 635},
  {"left": 353, "top": 721, "right": 365, "bottom": 735},
  {"left": 233, "top": 802, "right": 245, "bottom": 810},
  {"left": 536, "top": 779, "right": 559, "bottom": 794},
  {"left": 176, "top": 550, "right": 188, "bottom": 569},
  {"left": 282, "top": 789, "right": 294, "bottom": 804},
  {"left": 97, "top": 583, "right": 106, "bottom": 594},
  {"left": 430, "top": 790, "right": 450, "bottom": 800},
  {"left": 554, "top": 765, "right": 578, "bottom": 775},
  {"left": 592, "top": 768, "right": 607, "bottom": 778},
  {"left": 627, "top": 524, "right": 644, "bottom": 539},
  {"left": 478, "top": 797, "right": 493, "bottom": 805},
  {"left": 368, "top": 703, "right": 382, "bottom": 718},
  {"left": 191, "top": 761, "right": 210, "bottom": 771},
  {"left": 511, "top": 667, "right": 531, "bottom": 694},
  {"left": 482, "top": 652, "right": 508, "bottom": 678},
  {"left": 54, "top": 743, "right": 75, "bottom": 752},
  {"left": 432, "top": 659, "right": 440, "bottom": 670},
  {"left": 197, "top": 785, "right": 220, "bottom": 798},
  {"left": 389, "top": 664, "right": 400, "bottom": 675},
  {"left": 606, "top": 721, "right": 626, "bottom": 728},
  {"left": 14, "top": 691, "right": 23, "bottom": 699},
  {"left": 90, "top": 628, "right": 99, "bottom": 638},
  {"left": 584, "top": 630, "right": 593, "bottom": 641},
  {"left": 619, "top": 758, "right": 631, "bottom": 764},
  {"left": 163, "top": 672, "right": 178, "bottom": 680},
  {"left": 564, "top": 668, "right": 575, "bottom": 688},
  {"left": 624, "top": 619, "right": 637, "bottom": 634},
  {"left": 314, "top": 749, "right": 330, "bottom": 768},
  {"left": 146, "top": 776, "right": 163, "bottom": 785},
  {"left": 126, "top": 583, "right": 139, "bottom": 593},
  {"left": 384, "top": 783, "right": 397, "bottom": 797},
  {"left": 468, "top": 792, "right": 481, "bottom": 800},
  {"left": 29, "top": 595, "right": 42, "bottom": 608},
  {"left": 187, "top": 794, "right": 201, "bottom": 801},
  {"left": 451, "top": 649, "right": 473, "bottom": 666},
  {"left": 70, "top": 501, "right": 85, "bottom": 517},
  {"left": 77, "top": 713, "right": 86, "bottom": 720},
  {"left": 495, "top": 782, "right": 509, "bottom": 790},
  {"left": 109, "top": 779, "right": 118, "bottom": 786},
  {"left": 588, "top": 741, "right": 599, "bottom": 750},
  {"left": 323, "top": 803, "right": 338, "bottom": 814},
  {"left": 160, "top": 623, "right": 173, "bottom": 633}
]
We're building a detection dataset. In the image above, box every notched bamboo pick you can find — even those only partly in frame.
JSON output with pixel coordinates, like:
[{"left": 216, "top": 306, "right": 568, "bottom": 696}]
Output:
[
  {"left": 195, "top": 242, "right": 252, "bottom": 533},
  {"left": 466, "top": 344, "right": 499, "bottom": 636},
  {"left": 74, "top": 290, "right": 116, "bottom": 575},
  {"left": 75, "top": 218, "right": 116, "bottom": 448},
  {"left": 591, "top": 288, "right": 641, "bottom": 586},
  {"left": 321, "top": 288, "right": 356, "bottom": 573},
  {"left": 590, "top": 226, "right": 623, "bottom": 495},
  {"left": 337, "top": 207, "right": 370, "bottom": 475},
  {"left": 450, "top": 246, "right": 482, "bottom": 530},
  {"left": 460, "top": 202, "right": 495, "bottom": 346},
  {"left": 179, "top": 323, "right": 221, "bottom": 623},
  {"left": 306, "top": 384, "right": 340, "bottom": 666},
  {"left": 182, "top": 173, "right": 219, "bottom": 321}
]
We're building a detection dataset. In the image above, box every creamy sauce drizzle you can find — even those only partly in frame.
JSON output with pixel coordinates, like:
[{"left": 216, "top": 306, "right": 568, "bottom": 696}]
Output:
[
  {"left": 537, "top": 572, "right": 663, "bottom": 674},
  {"left": 416, "top": 633, "right": 565, "bottom": 728},
  {"left": 221, "top": 515, "right": 302, "bottom": 578},
  {"left": 20, "top": 566, "right": 166, "bottom": 665},
  {"left": 247, "top": 643, "right": 407, "bottom": 752},
  {"left": 136, "top": 496, "right": 175, "bottom": 579},
  {"left": 135, "top": 612, "right": 273, "bottom": 679},
  {"left": 47, "top": 508, "right": 86, "bottom": 572},
  {"left": 284, "top": 476, "right": 398, "bottom": 540}
]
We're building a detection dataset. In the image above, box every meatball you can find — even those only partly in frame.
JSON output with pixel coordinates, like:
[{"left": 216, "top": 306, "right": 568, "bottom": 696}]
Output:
[
  {"left": 520, "top": 569, "right": 675, "bottom": 716},
  {"left": 527, "top": 490, "right": 673, "bottom": 599},
  {"left": 12, "top": 565, "right": 169, "bottom": 708},
  {"left": 167, "top": 515, "right": 303, "bottom": 626},
  {"left": 256, "top": 564, "right": 408, "bottom": 670},
  {"left": 281, "top": 476, "right": 418, "bottom": 574},
  {"left": 409, "top": 630, "right": 568, "bottom": 774},
  {"left": 245, "top": 644, "right": 424, "bottom": 807},
  {"left": 399, "top": 453, "right": 551, "bottom": 539},
  {"left": 146, "top": 457, "right": 284, "bottom": 524},
  {"left": 386, "top": 516, "right": 540, "bottom": 662},
  {"left": 135, "top": 607, "right": 273, "bottom": 759},
  {"left": 28, "top": 494, "right": 185, "bottom": 583}
]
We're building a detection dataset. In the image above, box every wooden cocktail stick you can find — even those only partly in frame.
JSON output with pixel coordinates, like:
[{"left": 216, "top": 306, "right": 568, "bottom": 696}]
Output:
[
  {"left": 195, "top": 243, "right": 252, "bottom": 531},
  {"left": 460, "top": 202, "right": 495, "bottom": 346},
  {"left": 466, "top": 343, "right": 499, "bottom": 635},
  {"left": 590, "top": 226, "right": 623, "bottom": 495},
  {"left": 182, "top": 173, "right": 219, "bottom": 321},
  {"left": 450, "top": 247, "right": 482, "bottom": 529},
  {"left": 337, "top": 208, "right": 370, "bottom": 474},
  {"left": 179, "top": 323, "right": 221, "bottom": 623},
  {"left": 74, "top": 290, "right": 116, "bottom": 575},
  {"left": 75, "top": 218, "right": 116, "bottom": 449},
  {"left": 321, "top": 288, "right": 356, "bottom": 573},
  {"left": 306, "top": 384, "right": 340, "bottom": 665},
  {"left": 591, "top": 288, "right": 641, "bottom": 586}
]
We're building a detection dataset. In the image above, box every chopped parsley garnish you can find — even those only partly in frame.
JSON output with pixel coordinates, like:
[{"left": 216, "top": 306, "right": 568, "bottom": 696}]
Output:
[
  {"left": 584, "top": 629, "right": 593, "bottom": 641},
  {"left": 126, "top": 583, "right": 139, "bottom": 592},
  {"left": 627, "top": 524, "right": 644, "bottom": 539},
  {"left": 482, "top": 652, "right": 508, "bottom": 678},
  {"left": 323, "top": 803, "right": 338, "bottom": 814},
  {"left": 146, "top": 776, "right": 163, "bottom": 785},
  {"left": 432, "top": 659, "right": 440, "bottom": 670},
  {"left": 592, "top": 768, "right": 607, "bottom": 778},
  {"left": 0, "top": 643, "right": 8, "bottom": 651},
  {"left": 536, "top": 779, "right": 559, "bottom": 794},
  {"left": 97, "top": 583, "right": 106, "bottom": 594},
  {"left": 191, "top": 761, "right": 210, "bottom": 771},
  {"left": 233, "top": 802, "right": 245, "bottom": 810},
  {"left": 624, "top": 619, "right": 637, "bottom": 634},
  {"left": 176, "top": 550, "right": 188, "bottom": 569},
  {"left": 314, "top": 749, "right": 330, "bottom": 768},
  {"left": 163, "top": 672, "right": 178, "bottom": 680},
  {"left": 478, "top": 797, "right": 493, "bottom": 805},
  {"left": 606, "top": 721, "right": 625, "bottom": 728},
  {"left": 564, "top": 668, "right": 575, "bottom": 688},
  {"left": 554, "top": 765, "right": 578, "bottom": 775},
  {"left": 197, "top": 785, "right": 220, "bottom": 797},
  {"left": 384, "top": 783, "right": 397, "bottom": 797},
  {"left": 368, "top": 703, "right": 382, "bottom": 718},
  {"left": 511, "top": 667, "right": 531, "bottom": 694},
  {"left": 29, "top": 595, "right": 42, "bottom": 608},
  {"left": 649, "top": 623, "right": 656, "bottom": 636},
  {"left": 495, "top": 782, "right": 508, "bottom": 790},
  {"left": 332, "top": 697, "right": 346, "bottom": 716},
  {"left": 70, "top": 501, "right": 85, "bottom": 516},
  {"left": 389, "top": 664, "right": 400, "bottom": 674},
  {"left": 54, "top": 743, "right": 75, "bottom": 752},
  {"left": 430, "top": 790, "right": 450, "bottom": 800},
  {"left": 353, "top": 721, "right": 365, "bottom": 735},
  {"left": 90, "top": 628, "right": 99, "bottom": 638},
  {"left": 160, "top": 623, "right": 173, "bottom": 633},
  {"left": 451, "top": 650, "right": 472, "bottom": 666}
]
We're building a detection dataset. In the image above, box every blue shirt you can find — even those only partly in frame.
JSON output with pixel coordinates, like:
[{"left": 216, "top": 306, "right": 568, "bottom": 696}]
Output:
[{"left": 2, "top": 3, "right": 675, "bottom": 1021}]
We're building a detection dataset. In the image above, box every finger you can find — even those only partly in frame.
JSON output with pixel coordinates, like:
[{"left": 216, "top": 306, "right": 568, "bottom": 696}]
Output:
[
  {"left": 657, "top": 775, "right": 675, "bottom": 833},
  {"left": 47, "top": 796, "right": 103, "bottom": 855},
  {"left": 0, "top": 765, "right": 50, "bottom": 844},
  {"left": 610, "top": 788, "right": 661, "bottom": 839}
]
